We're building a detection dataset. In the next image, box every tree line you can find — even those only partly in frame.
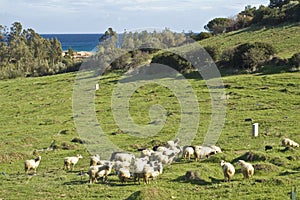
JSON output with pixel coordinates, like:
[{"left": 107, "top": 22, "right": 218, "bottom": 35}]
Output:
[
  {"left": 194, "top": 0, "right": 300, "bottom": 37},
  {"left": 0, "top": 22, "right": 80, "bottom": 79}
]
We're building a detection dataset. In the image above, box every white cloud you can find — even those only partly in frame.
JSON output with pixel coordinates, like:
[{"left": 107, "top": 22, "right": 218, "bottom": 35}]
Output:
[{"left": 0, "top": 0, "right": 270, "bottom": 33}]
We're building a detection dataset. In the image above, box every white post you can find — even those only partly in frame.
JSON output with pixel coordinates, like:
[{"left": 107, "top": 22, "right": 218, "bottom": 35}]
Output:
[
  {"left": 95, "top": 83, "right": 99, "bottom": 91},
  {"left": 252, "top": 123, "right": 259, "bottom": 137}
]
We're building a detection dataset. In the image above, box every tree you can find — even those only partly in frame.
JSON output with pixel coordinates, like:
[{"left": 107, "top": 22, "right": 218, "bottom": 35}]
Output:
[{"left": 204, "top": 18, "right": 234, "bottom": 35}]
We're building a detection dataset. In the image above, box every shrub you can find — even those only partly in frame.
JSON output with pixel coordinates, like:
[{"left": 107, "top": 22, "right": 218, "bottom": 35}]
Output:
[
  {"left": 231, "top": 42, "right": 276, "bottom": 72},
  {"left": 193, "top": 32, "right": 212, "bottom": 41},
  {"left": 289, "top": 52, "right": 300, "bottom": 69}
]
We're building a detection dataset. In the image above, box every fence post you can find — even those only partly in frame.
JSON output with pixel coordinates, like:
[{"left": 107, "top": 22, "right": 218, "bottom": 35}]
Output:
[{"left": 252, "top": 123, "right": 258, "bottom": 137}]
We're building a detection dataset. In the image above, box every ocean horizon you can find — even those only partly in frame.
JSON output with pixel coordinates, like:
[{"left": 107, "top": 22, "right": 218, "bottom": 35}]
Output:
[{"left": 41, "top": 34, "right": 103, "bottom": 52}]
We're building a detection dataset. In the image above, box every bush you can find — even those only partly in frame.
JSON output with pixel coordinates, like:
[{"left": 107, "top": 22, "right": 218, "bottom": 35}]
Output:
[
  {"left": 151, "top": 51, "right": 193, "bottom": 73},
  {"left": 289, "top": 52, "right": 300, "bottom": 69},
  {"left": 193, "top": 32, "right": 212, "bottom": 41},
  {"left": 231, "top": 42, "right": 276, "bottom": 72}
]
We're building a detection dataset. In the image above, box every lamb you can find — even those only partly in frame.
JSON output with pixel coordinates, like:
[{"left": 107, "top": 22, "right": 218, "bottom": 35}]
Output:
[
  {"left": 282, "top": 138, "right": 299, "bottom": 148},
  {"left": 90, "top": 154, "right": 101, "bottom": 166},
  {"left": 24, "top": 156, "right": 42, "bottom": 174},
  {"left": 64, "top": 154, "right": 83, "bottom": 171},
  {"left": 237, "top": 160, "right": 254, "bottom": 179},
  {"left": 117, "top": 167, "right": 131, "bottom": 183},
  {"left": 220, "top": 160, "right": 235, "bottom": 182},
  {"left": 88, "top": 164, "right": 112, "bottom": 184}
]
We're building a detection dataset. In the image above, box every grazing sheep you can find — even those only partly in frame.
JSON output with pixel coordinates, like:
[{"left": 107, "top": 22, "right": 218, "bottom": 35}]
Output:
[
  {"left": 117, "top": 167, "right": 131, "bottom": 183},
  {"left": 220, "top": 160, "right": 235, "bottom": 182},
  {"left": 282, "top": 138, "right": 299, "bottom": 148},
  {"left": 90, "top": 154, "right": 101, "bottom": 166},
  {"left": 111, "top": 152, "right": 135, "bottom": 163},
  {"left": 143, "top": 165, "right": 160, "bottom": 184},
  {"left": 24, "top": 156, "right": 41, "bottom": 174},
  {"left": 183, "top": 146, "right": 194, "bottom": 160},
  {"left": 141, "top": 149, "right": 154, "bottom": 158},
  {"left": 64, "top": 154, "right": 83, "bottom": 171},
  {"left": 88, "top": 164, "right": 112, "bottom": 184},
  {"left": 237, "top": 160, "right": 254, "bottom": 179},
  {"left": 193, "top": 145, "right": 203, "bottom": 161},
  {"left": 113, "top": 160, "right": 131, "bottom": 172}
]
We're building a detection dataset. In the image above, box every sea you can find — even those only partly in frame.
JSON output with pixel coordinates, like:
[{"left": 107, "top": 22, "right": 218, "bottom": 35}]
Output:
[{"left": 41, "top": 34, "right": 103, "bottom": 52}]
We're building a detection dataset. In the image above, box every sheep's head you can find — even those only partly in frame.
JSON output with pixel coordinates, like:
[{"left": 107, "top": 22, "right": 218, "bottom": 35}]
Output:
[
  {"left": 237, "top": 160, "right": 245, "bottom": 165},
  {"left": 220, "top": 160, "right": 225, "bottom": 166},
  {"left": 77, "top": 154, "right": 83, "bottom": 159}
]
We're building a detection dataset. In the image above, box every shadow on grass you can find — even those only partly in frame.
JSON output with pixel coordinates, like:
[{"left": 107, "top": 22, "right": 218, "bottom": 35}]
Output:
[{"left": 171, "top": 175, "right": 222, "bottom": 186}]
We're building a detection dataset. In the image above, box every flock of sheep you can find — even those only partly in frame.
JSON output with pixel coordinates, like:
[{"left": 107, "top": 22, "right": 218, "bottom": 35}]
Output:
[{"left": 24, "top": 137, "right": 299, "bottom": 184}]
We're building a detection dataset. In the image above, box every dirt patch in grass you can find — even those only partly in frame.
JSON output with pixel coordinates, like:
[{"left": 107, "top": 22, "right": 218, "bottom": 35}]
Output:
[
  {"left": 232, "top": 151, "right": 267, "bottom": 162},
  {"left": 126, "top": 187, "right": 170, "bottom": 200},
  {"left": 0, "top": 152, "right": 29, "bottom": 163},
  {"left": 253, "top": 163, "right": 280, "bottom": 172}
]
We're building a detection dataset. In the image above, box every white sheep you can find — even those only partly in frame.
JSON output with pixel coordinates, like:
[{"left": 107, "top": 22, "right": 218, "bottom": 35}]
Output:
[
  {"left": 183, "top": 146, "right": 194, "bottom": 160},
  {"left": 24, "top": 156, "right": 42, "bottom": 174},
  {"left": 193, "top": 145, "right": 202, "bottom": 161},
  {"left": 88, "top": 164, "right": 112, "bottom": 184},
  {"left": 140, "top": 149, "right": 154, "bottom": 158},
  {"left": 237, "top": 160, "right": 254, "bottom": 179},
  {"left": 282, "top": 138, "right": 299, "bottom": 148},
  {"left": 143, "top": 164, "right": 160, "bottom": 184},
  {"left": 220, "top": 160, "right": 235, "bottom": 182},
  {"left": 64, "top": 154, "right": 83, "bottom": 171},
  {"left": 111, "top": 152, "right": 135, "bottom": 163},
  {"left": 117, "top": 167, "right": 131, "bottom": 183},
  {"left": 90, "top": 154, "right": 100, "bottom": 166}
]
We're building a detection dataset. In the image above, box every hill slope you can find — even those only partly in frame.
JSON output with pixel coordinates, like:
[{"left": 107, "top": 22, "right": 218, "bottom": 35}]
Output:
[
  {"left": 199, "top": 22, "right": 300, "bottom": 58},
  {"left": 0, "top": 71, "right": 299, "bottom": 199}
]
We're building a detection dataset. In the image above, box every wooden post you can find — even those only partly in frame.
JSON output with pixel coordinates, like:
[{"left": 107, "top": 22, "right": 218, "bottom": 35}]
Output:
[
  {"left": 95, "top": 83, "right": 99, "bottom": 91},
  {"left": 252, "top": 123, "right": 258, "bottom": 137}
]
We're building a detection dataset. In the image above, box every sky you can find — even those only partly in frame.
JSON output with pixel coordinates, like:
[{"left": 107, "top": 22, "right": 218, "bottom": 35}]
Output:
[{"left": 0, "top": 0, "right": 270, "bottom": 34}]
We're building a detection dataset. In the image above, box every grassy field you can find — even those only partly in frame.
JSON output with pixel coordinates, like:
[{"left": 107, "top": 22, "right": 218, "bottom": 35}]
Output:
[
  {"left": 0, "top": 69, "right": 299, "bottom": 199},
  {"left": 198, "top": 22, "right": 300, "bottom": 58}
]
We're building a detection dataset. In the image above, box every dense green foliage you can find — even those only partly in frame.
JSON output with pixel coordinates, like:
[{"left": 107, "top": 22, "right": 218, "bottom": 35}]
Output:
[
  {"left": 204, "top": 0, "right": 300, "bottom": 35},
  {"left": 230, "top": 42, "right": 276, "bottom": 71},
  {"left": 0, "top": 22, "right": 66, "bottom": 79}
]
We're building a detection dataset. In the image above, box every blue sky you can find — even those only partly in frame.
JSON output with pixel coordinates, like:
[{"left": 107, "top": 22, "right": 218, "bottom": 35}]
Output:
[{"left": 0, "top": 0, "right": 269, "bottom": 33}]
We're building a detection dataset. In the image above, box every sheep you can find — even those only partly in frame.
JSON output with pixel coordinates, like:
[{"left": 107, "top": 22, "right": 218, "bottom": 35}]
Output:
[
  {"left": 140, "top": 149, "right": 154, "bottom": 158},
  {"left": 111, "top": 152, "right": 135, "bottom": 163},
  {"left": 282, "top": 138, "right": 299, "bottom": 148},
  {"left": 117, "top": 167, "right": 131, "bottom": 183},
  {"left": 220, "top": 160, "right": 235, "bottom": 182},
  {"left": 143, "top": 164, "right": 160, "bottom": 184},
  {"left": 24, "top": 156, "right": 42, "bottom": 174},
  {"left": 183, "top": 146, "right": 194, "bottom": 160},
  {"left": 88, "top": 164, "right": 112, "bottom": 184},
  {"left": 113, "top": 160, "right": 131, "bottom": 172},
  {"left": 90, "top": 154, "right": 101, "bottom": 166},
  {"left": 237, "top": 160, "right": 254, "bottom": 179},
  {"left": 64, "top": 154, "right": 83, "bottom": 171},
  {"left": 193, "top": 145, "right": 202, "bottom": 161},
  {"left": 166, "top": 138, "right": 180, "bottom": 148}
]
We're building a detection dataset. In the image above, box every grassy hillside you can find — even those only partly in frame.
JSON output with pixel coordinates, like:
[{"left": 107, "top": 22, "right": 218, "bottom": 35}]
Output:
[
  {"left": 199, "top": 22, "right": 300, "bottom": 58},
  {"left": 0, "top": 70, "right": 299, "bottom": 199}
]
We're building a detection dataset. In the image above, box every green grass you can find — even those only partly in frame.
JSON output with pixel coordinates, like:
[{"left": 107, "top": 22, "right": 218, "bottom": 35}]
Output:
[
  {"left": 198, "top": 22, "right": 300, "bottom": 58},
  {"left": 0, "top": 70, "right": 299, "bottom": 199}
]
